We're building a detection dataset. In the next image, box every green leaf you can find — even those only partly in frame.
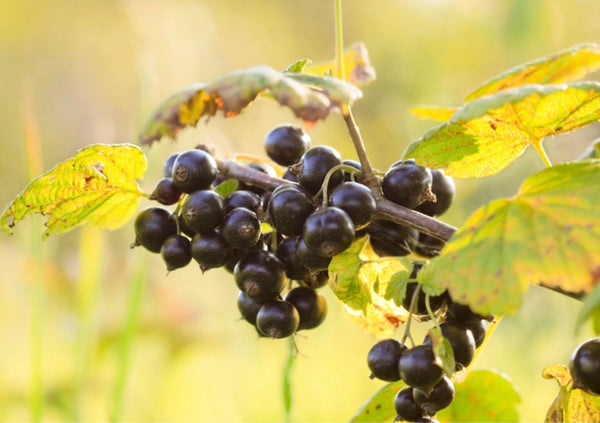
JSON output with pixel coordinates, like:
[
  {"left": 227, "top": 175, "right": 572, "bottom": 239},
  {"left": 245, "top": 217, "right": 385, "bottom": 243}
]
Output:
[
  {"left": 466, "top": 43, "right": 600, "bottom": 101},
  {"left": 303, "top": 42, "right": 376, "bottom": 87},
  {"left": 420, "top": 161, "right": 600, "bottom": 316},
  {"left": 213, "top": 178, "right": 239, "bottom": 198},
  {"left": 282, "top": 58, "right": 311, "bottom": 73},
  {"left": 576, "top": 283, "right": 600, "bottom": 335},
  {"left": 437, "top": 370, "right": 521, "bottom": 423},
  {"left": 1, "top": 144, "right": 147, "bottom": 238},
  {"left": 350, "top": 380, "right": 404, "bottom": 423},
  {"left": 328, "top": 237, "right": 411, "bottom": 337},
  {"left": 427, "top": 326, "right": 455, "bottom": 377},
  {"left": 139, "top": 65, "right": 362, "bottom": 145},
  {"left": 405, "top": 82, "right": 600, "bottom": 177}
]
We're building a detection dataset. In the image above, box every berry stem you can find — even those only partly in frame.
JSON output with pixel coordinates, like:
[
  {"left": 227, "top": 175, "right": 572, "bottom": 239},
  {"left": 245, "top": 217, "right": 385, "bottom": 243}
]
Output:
[
  {"left": 401, "top": 283, "right": 422, "bottom": 347},
  {"left": 317, "top": 164, "right": 362, "bottom": 206},
  {"left": 533, "top": 140, "right": 553, "bottom": 168},
  {"left": 342, "top": 110, "right": 380, "bottom": 192},
  {"left": 425, "top": 294, "right": 442, "bottom": 334},
  {"left": 334, "top": 0, "right": 345, "bottom": 81}
]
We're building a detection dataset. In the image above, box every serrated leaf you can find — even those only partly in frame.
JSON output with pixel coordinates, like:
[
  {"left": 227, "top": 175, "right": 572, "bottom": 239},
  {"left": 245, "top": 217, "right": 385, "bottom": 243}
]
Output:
[
  {"left": 303, "top": 42, "right": 376, "bottom": 87},
  {"left": 405, "top": 82, "right": 600, "bottom": 177},
  {"left": 420, "top": 161, "right": 600, "bottom": 316},
  {"left": 328, "top": 237, "right": 411, "bottom": 337},
  {"left": 350, "top": 380, "right": 404, "bottom": 423},
  {"left": 139, "top": 65, "right": 362, "bottom": 145},
  {"left": 467, "top": 43, "right": 600, "bottom": 101},
  {"left": 282, "top": 58, "right": 311, "bottom": 73},
  {"left": 213, "top": 178, "right": 239, "bottom": 198},
  {"left": 437, "top": 370, "right": 521, "bottom": 423},
  {"left": 564, "top": 389, "right": 600, "bottom": 423},
  {"left": 409, "top": 106, "right": 458, "bottom": 121},
  {"left": 576, "top": 283, "right": 600, "bottom": 334},
  {"left": 428, "top": 326, "right": 456, "bottom": 376},
  {"left": 1, "top": 144, "right": 147, "bottom": 238}
]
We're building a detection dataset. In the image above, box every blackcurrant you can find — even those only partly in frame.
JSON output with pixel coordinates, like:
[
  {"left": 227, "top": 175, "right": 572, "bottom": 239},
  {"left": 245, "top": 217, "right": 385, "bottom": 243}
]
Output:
[
  {"left": 224, "top": 190, "right": 261, "bottom": 213},
  {"left": 191, "top": 230, "right": 232, "bottom": 271},
  {"left": 461, "top": 319, "right": 487, "bottom": 348},
  {"left": 297, "top": 145, "right": 343, "bottom": 195},
  {"left": 160, "top": 234, "right": 192, "bottom": 271},
  {"left": 399, "top": 345, "right": 444, "bottom": 391},
  {"left": 570, "top": 338, "right": 600, "bottom": 395},
  {"left": 402, "top": 282, "right": 448, "bottom": 317},
  {"left": 163, "top": 152, "right": 180, "bottom": 178},
  {"left": 149, "top": 178, "right": 182, "bottom": 205},
  {"left": 382, "top": 161, "right": 432, "bottom": 209},
  {"left": 181, "top": 189, "right": 225, "bottom": 234},
  {"left": 303, "top": 207, "right": 355, "bottom": 257},
  {"left": 237, "top": 290, "right": 264, "bottom": 326},
  {"left": 264, "top": 124, "right": 311, "bottom": 166},
  {"left": 446, "top": 300, "right": 493, "bottom": 323},
  {"left": 282, "top": 168, "right": 298, "bottom": 182},
  {"left": 256, "top": 300, "right": 300, "bottom": 338},
  {"left": 413, "top": 376, "right": 455, "bottom": 415},
  {"left": 295, "top": 239, "right": 332, "bottom": 271},
  {"left": 367, "top": 220, "right": 418, "bottom": 257},
  {"left": 276, "top": 237, "right": 310, "bottom": 280},
  {"left": 329, "top": 182, "right": 376, "bottom": 229},
  {"left": 424, "top": 322, "right": 476, "bottom": 370},
  {"left": 415, "top": 169, "right": 455, "bottom": 217},
  {"left": 268, "top": 184, "right": 315, "bottom": 237},
  {"left": 222, "top": 207, "right": 261, "bottom": 249},
  {"left": 284, "top": 286, "right": 327, "bottom": 330},
  {"left": 342, "top": 159, "right": 362, "bottom": 181},
  {"left": 301, "top": 270, "right": 329, "bottom": 289},
  {"left": 133, "top": 207, "right": 178, "bottom": 253},
  {"left": 172, "top": 149, "right": 218, "bottom": 193},
  {"left": 234, "top": 250, "right": 286, "bottom": 302},
  {"left": 394, "top": 387, "right": 425, "bottom": 422},
  {"left": 367, "top": 339, "right": 407, "bottom": 382}
]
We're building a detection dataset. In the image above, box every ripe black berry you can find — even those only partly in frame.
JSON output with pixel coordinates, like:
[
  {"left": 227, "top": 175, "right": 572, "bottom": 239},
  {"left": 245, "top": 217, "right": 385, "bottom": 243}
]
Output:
[
  {"left": 402, "top": 282, "right": 448, "bottom": 316},
  {"left": 133, "top": 207, "right": 178, "bottom": 253},
  {"left": 382, "top": 161, "right": 432, "bottom": 209},
  {"left": 460, "top": 319, "right": 487, "bottom": 348},
  {"left": 570, "top": 338, "right": 600, "bottom": 395},
  {"left": 415, "top": 169, "right": 455, "bottom": 217},
  {"left": 303, "top": 207, "right": 355, "bottom": 257},
  {"left": 394, "top": 387, "right": 425, "bottom": 422},
  {"left": 222, "top": 208, "right": 261, "bottom": 249},
  {"left": 256, "top": 300, "right": 300, "bottom": 338},
  {"left": 413, "top": 376, "right": 455, "bottom": 415},
  {"left": 367, "top": 339, "right": 407, "bottom": 382},
  {"left": 234, "top": 250, "right": 286, "bottom": 302},
  {"left": 268, "top": 184, "right": 315, "bottom": 237},
  {"left": 160, "top": 234, "right": 192, "bottom": 271},
  {"left": 172, "top": 149, "right": 218, "bottom": 193},
  {"left": 446, "top": 301, "right": 493, "bottom": 323},
  {"left": 191, "top": 231, "right": 232, "bottom": 271},
  {"left": 224, "top": 190, "right": 261, "bottom": 213},
  {"left": 367, "top": 220, "right": 418, "bottom": 257},
  {"left": 276, "top": 237, "right": 310, "bottom": 280},
  {"left": 329, "top": 182, "right": 376, "bottom": 229},
  {"left": 264, "top": 124, "right": 311, "bottom": 166},
  {"left": 295, "top": 239, "right": 332, "bottom": 271},
  {"left": 163, "top": 152, "right": 180, "bottom": 178},
  {"left": 301, "top": 270, "right": 329, "bottom": 289},
  {"left": 342, "top": 159, "right": 362, "bottom": 181},
  {"left": 181, "top": 190, "right": 225, "bottom": 234},
  {"left": 297, "top": 145, "right": 343, "bottom": 195},
  {"left": 399, "top": 345, "right": 443, "bottom": 391},
  {"left": 237, "top": 291, "right": 264, "bottom": 326},
  {"left": 424, "top": 322, "right": 476, "bottom": 370},
  {"left": 149, "top": 178, "right": 182, "bottom": 205},
  {"left": 284, "top": 286, "right": 327, "bottom": 330}
]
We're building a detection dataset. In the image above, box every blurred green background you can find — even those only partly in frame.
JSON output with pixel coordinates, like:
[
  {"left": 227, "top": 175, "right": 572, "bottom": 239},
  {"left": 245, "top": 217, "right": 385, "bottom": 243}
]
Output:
[{"left": 1, "top": 0, "right": 599, "bottom": 421}]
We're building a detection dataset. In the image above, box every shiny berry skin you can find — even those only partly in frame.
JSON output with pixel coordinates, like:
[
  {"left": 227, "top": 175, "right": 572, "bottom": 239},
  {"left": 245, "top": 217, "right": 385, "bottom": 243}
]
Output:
[
  {"left": 163, "top": 152, "right": 180, "bottom": 178},
  {"left": 413, "top": 376, "right": 455, "bottom": 415},
  {"left": 295, "top": 239, "right": 332, "bottom": 271},
  {"left": 415, "top": 169, "right": 455, "bottom": 217},
  {"left": 570, "top": 338, "right": 600, "bottom": 395},
  {"left": 298, "top": 145, "right": 344, "bottom": 195},
  {"left": 172, "top": 149, "right": 218, "bottom": 193},
  {"left": 394, "top": 387, "right": 425, "bottom": 422},
  {"left": 191, "top": 231, "right": 232, "bottom": 272},
  {"left": 264, "top": 124, "right": 311, "bottom": 166},
  {"left": 446, "top": 301, "right": 493, "bottom": 323},
  {"left": 234, "top": 251, "right": 286, "bottom": 302},
  {"left": 424, "top": 322, "right": 476, "bottom": 370},
  {"left": 284, "top": 286, "right": 327, "bottom": 330},
  {"left": 222, "top": 208, "right": 261, "bottom": 249},
  {"left": 256, "top": 300, "right": 300, "bottom": 338},
  {"left": 268, "top": 184, "right": 315, "bottom": 237},
  {"left": 382, "top": 161, "right": 432, "bottom": 209},
  {"left": 224, "top": 190, "right": 261, "bottom": 213},
  {"left": 367, "top": 219, "right": 418, "bottom": 257},
  {"left": 237, "top": 291, "right": 264, "bottom": 326},
  {"left": 301, "top": 270, "right": 329, "bottom": 289},
  {"left": 399, "top": 345, "right": 444, "bottom": 391},
  {"left": 367, "top": 339, "right": 407, "bottom": 382},
  {"left": 276, "top": 237, "right": 309, "bottom": 280},
  {"left": 133, "top": 207, "right": 178, "bottom": 253},
  {"left": 303, "top": 207, "right": 355, "bottom": 257},
  {"left": 461, "top": 319, "right": 487, "bottom": 348},
  {"left": 329, "top": 182, "right": 376, "bottom": 229},
  {"left": 149, "top": 178, "right": 182, "bottom": 205},
  {"left": 402, "top": 283, "right": 448, "bottom": 317},
  {"left": 181, "top": 190, "right": 224, "bottom": 234},
  {"left": 160, "top": 234, "right": 192, "bottom": 271},
  {"left": 342, "top": 159, "right": 362, "bottom": 181}
]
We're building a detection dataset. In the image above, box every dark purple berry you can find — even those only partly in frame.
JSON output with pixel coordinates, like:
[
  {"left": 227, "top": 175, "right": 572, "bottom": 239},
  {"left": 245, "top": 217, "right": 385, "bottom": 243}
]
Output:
[
  {"left": 160, "top": 234, "right": 192, "bottom": 271},
  {"left": 234, "top": 251, "right": 286, "bottom": 302},
  {"left": 570, "top": 338, "right": 600, "bottom": 395},
  {"left": 172, "top": 149, "right": 218, "bottom": 193},
  {"left": 133, "top": 207, "right": 178, "bottom": 253},
  {"left": 264, "top": 124, "right": 310, "bottom": 166},
  {"left": 394, "top": 387, "right": 425, "bottom": 422},
  {"left": 222, "top": 208, "right": 261, "bottom": 249},
  {"left": 367, "top": 339, "right": 407, "bottom": 382},
  {"left": 297, "top": 145, "right": 343, "bottom": 195},
  {"left": 303, "top": 207, "right": 355, "bottom": 257},
  {"left": 268, "top": 184, "right": 315, "bottom": 237},
  {"left": 284, "top": 286, "right": 327, "bottom": 330},
  {"left": 424, "top": 322, "right": 476, "bottom": 370},
  {"left": 413, "top": 376, "right": 455, "bottom": 415},
  {"left": 382, "top": 161, "right": 432, "bottom": 209},
  {"left": 329, "top": 182, "right": 376, "bottom": 229},
  {"left": 399, "top": 345, "right": 443, "bottom": 391},
  {"left": 191, "top": 231, "right": 232, "bottom": 271},
  {"left": 149, "top": 178, "right": 182, "bottom": 205},
  {"left": 224, "top": 190, "right": 261, "bottom": 213},
  {"left": 256, "top": 300, "right": 300, "bottom": 338},
  {"left": 237, "top": 291, "right": 264, "bottom": 326},
  {"left": 181, "top": 190, "right": 224, "bottom": 234}
]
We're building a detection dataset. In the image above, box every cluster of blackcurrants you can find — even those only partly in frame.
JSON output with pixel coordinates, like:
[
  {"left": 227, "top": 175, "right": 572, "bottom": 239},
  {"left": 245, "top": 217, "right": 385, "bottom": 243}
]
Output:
[
  {"left": 570, "top": 337, "right": 600, "bottom": 396},
  {"left": 367, "top": 266, "right": 494, "bottom": 423}
]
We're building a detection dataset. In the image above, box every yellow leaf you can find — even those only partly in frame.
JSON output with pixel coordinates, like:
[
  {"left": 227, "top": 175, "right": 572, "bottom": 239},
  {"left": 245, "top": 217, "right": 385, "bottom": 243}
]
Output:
[
  {"left": 410, "top": 106, "right": 458, "bottom": 121},
  {"left": 303, "top": 42, "right": 376, "bottom": 87}
]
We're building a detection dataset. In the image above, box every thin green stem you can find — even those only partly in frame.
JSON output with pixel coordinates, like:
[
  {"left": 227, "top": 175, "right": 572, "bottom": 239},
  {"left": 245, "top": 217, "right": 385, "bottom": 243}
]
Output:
[
  {"left": 533, "top": 140, "right": 552, "bottom": 168},
  {"left": 425, "top": 295, "right": 441, "bottom": 334},
  {"left": 317, "top": 164, "right": 362, "bottom": 206},
  {"left": 29, "top": 222, "right": 43, "bottom": 423},
  {"left": 110, "top": 255, "right": 147, "bottom": 423},
  {"left": 282, "top": 337, "right": 296, "bottom": 423},
  {"left": 334, "top": 0, "right": 345, "bottom": 81},
  {"left": 401, "top": 284, "right": 421, "bottom": 347}
]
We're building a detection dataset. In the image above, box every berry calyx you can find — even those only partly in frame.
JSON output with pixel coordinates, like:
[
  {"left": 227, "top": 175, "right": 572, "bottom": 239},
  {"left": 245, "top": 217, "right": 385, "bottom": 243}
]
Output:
[{"left": 415, "top": 169, "right": 455, "bottom": 217}]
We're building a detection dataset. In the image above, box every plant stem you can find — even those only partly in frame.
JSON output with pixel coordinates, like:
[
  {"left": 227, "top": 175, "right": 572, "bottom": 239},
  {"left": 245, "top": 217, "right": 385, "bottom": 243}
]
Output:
[
  {"left": 334, "top": 0, "right": 345, "bottom": 81},
  {"left": 533, "top": 140, "right": 552, "bottom": 168},
  {"left": 342, "top": 110, "right": 380, "bottom": 192},
  {"left": 282, "top": 337, "right": 296, "bottom": 423}
]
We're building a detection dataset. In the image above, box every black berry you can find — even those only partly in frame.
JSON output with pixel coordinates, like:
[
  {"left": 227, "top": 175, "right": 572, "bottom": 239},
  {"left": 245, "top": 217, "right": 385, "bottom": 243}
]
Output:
[
  {"left": 224, "top": 190, "right": 261, "bottom": 213},
  {"left": 367, "top": 339, "right": 407, "bottom": 382},
  {"left": 181, "top": 190, "right": 224, "bottom": 234},
  {"left": 276, "top": 237, "right": 310, "bottom": 280},
  {"left": 367, "top": 219, "right": 418, "bottom": 257},
  {"left": 303, "top": 207, "right": 355, "bottom": 257},
  {"left": 133, "top": 207, "right": 178, "bottom": 253},
  {"left": 191, "top": 231, "right": 232, "bottom": 271},
  {"left": 382, "top": 161, "right": 432, "bottom": 209},
  {"left": 172, "top": 149, "right": 218, "bottom": 193},
  {"left": 234, "top": 250, "right": 286, "bottom": 302},
  {"left": 413, "top": 376, "right": 455, "bottom": 415},
  {"left": 284, "top": 286, "right": 328, "bottom": 330},
  {"left": 424, "top": 322, "right": 476, "bottom": 370},
  {"left": 268, "top": 184, "right": 315, "bottom": 237},
  {"left": 237, "top": 291, "right": 264, "bottom": 326},
  {"left": 394, "top": 387, "right": 425, "bottom": 422},
  {"left": 415, "top": 169, "right": 455, "bottom": 217},
  {"left": 570, "top": 338, "right": 600, "bottom": 395},
  {"left": 329, "top": 182, "right": 376, "bottom": 229},
  {"left": 256, "top": 300, "right": 300, "bottom": 338},
  {"left": 297, "top": 145, "right": 343, "bottom": 195},
  {"left": 222, "top": 207, "right": 261, "bottom": 249},
  {"left": 399, "top": 345, "right": 443, "bottom": 391},
  {"left": 295, "top": 239, "right": 332, "bottom": 271},
  {"left": 163, "top": 152, "right": 180, "bottom": 178},
  {"left": 160, "top": 234, "right": 192, "bottom": 271},
  {"left": 149, "top": 178, "right": 182, "bottom": 205},
  {"left": 264, "top": 124, "right": 310, "bottom": 166}
]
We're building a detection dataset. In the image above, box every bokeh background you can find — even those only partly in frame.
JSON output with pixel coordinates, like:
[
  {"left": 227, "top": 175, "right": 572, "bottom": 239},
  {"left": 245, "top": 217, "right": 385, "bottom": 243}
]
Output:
[{"left": 1, "top": 0, "right": 599, "bottom": 421}]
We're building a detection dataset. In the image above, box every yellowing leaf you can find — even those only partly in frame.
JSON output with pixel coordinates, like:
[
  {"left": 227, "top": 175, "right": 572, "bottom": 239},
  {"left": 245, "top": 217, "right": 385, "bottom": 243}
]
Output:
[
  {"left": 421, "top": 161, "right": 600, "bottom": 316},
  {"left": 1, "top": 144, "right": 147, "bottom": 238},
  {"left": 409, "top": 106, "right": 458, "bottom": 121},
  {"left": 328, "top": 237, "right": 411, "bottom": 337},
  {"left": 576, "top": 283, "right": 600, "bottom": 335},
  {"left": 139, "top": 65, "right": 362, "bottom": 145},
  {"left": 404, "top": 82, "right": 600, "bottom": 177},
  {"left": 579, "top": 138, "right": 600, "bottom": 161},
  {"left": 303, "top": 42, "right": 376, "bottom": 87},
  {"left": 467, "top": 43, "right": 600, "bottom": 101},
  {"left": 350, "top": 380, "right": 404, "bottom": 423}
]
